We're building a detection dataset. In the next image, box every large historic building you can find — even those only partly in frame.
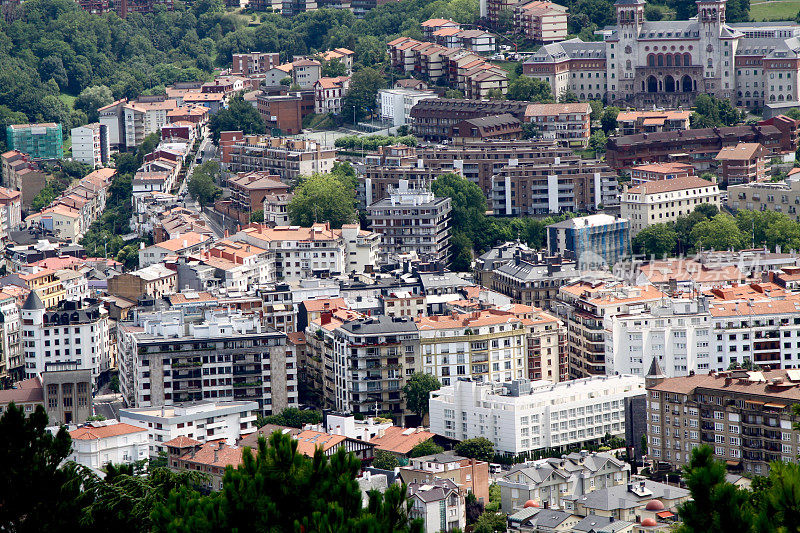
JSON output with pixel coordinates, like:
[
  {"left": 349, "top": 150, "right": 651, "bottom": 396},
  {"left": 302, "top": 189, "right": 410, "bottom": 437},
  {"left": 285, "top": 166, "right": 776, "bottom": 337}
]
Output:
[{"left": 523, "top": 0, "right": 800, "bottom": 109}]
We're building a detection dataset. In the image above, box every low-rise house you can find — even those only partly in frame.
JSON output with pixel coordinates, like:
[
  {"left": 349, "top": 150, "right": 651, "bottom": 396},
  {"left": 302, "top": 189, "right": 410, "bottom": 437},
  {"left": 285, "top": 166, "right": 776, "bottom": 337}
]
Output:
[
  {"left": 68, "top": 420, "right": 149, "bottom": 469},
  {"left": 629, "top": 162, "right": 695, "bottom": 185},
  {"left": 715, "top": 142, "right": 766, "bottom": 186},
  {"left": 408, "top": 478, "right": 465, "bottom": 533},
  {"left": 0, "top": 186, "right": 21, "bottom": 240},
  {"left": 263, "top": 193, "right": 293, "bottom": 226},
  {"left": 369, "top": 426, "right": 437, "bottom": 460},
  {"left": 616, "top": 110, "right": 692, "bottom": 136},
  {"left": 511, "top": 0, "right": 568, "bottom": 43},
  {"left": 498, "top": 451, "right": 630, "bottom": 512},
  {"left": 525, "top": 103, "right": 591, "bottom": 148},
  {"left": 400, "top": 453, "right": 490, "bottom": 504},
  {"left": 0, "top": 150, "right": 48, "bottom": 210},
  {"left": 138, "top": 231, "right": 212, "bottom": 267},
  {"left": 562, "top": 479, "right": 690, "bottom": 523},
  {"left": 314, "top": 76, "right": 350, "bottom": 115},
  {"left": 451, "top": 114, "right": 521, "bottom": 143}
]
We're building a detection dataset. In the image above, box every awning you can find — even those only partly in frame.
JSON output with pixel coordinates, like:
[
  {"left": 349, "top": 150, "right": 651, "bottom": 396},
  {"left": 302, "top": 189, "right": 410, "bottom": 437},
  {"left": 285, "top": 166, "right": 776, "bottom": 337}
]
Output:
[
  {"left": 745, "top": 400, "right": 765, "bottom": 406},
  {"left": 764, "top": 403, "right": 786, "bottom": 409},
  {"left": 726, "top": 460, "right": 741, "bottom": 466},
  {"left": 656, "top": 511, "right": 675, "bottom": 519}
]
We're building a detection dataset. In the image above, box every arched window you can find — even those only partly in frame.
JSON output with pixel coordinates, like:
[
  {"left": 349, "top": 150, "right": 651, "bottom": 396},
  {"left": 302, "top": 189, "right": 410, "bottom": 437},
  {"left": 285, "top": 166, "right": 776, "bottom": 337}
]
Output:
[
  {"left": 745, "top": 91, "right": 750, "bottom": 97},
  {"left": 657, "top": 54, "right": 664, "bottom": 66},
  {"left": 684, "top": 53, "right": 691, "bottom": 65},
  {"left": 666, "top": 55, "right": 673, "bottom": 66},
  {"left": 779, "top": 94, "right": 785, "bottom": 101},
  {"left": 626, "top": 60, "right": 632, "bottom": 70},
  {"left": 674, "top": 54, "right": 682, "bottom": 66},
  {"left": 770, "top": 94, "right": 776, "bottom": 101},
  {"left": 648, "top": 54, "right": 655, "bottom": 67}
]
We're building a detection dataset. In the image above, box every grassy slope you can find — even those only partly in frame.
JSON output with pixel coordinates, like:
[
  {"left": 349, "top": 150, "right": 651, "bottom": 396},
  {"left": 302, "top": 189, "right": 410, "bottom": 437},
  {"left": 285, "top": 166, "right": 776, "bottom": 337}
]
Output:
[{"left": 750, "top": 0, "right": 800, "bottom": 20}]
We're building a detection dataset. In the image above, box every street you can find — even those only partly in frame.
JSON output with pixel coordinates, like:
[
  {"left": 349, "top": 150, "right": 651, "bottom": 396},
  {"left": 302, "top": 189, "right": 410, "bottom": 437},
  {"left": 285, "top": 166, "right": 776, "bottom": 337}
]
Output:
[{"left": 181, "top": 128, "right": 225, "bottom": 239}]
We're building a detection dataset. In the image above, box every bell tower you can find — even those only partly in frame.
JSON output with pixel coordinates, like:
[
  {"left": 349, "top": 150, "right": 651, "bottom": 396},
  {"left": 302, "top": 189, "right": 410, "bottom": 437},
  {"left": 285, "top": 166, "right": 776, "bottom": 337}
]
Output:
[{"left": 615, "top": 0, "right": 645, "bottom": 30}]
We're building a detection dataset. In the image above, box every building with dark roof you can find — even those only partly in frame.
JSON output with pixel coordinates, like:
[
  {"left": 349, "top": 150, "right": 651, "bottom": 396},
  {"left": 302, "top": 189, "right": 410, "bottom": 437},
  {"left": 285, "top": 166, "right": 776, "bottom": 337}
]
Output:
[
  {"left": 451, "top": 113, "right": 522, "bottom": 142},
  {"left": 408, "top": 478, "right": 465, "bottom": 533},
  {"left": 410, "top": 98, "right": 530, "bottom": 141}
]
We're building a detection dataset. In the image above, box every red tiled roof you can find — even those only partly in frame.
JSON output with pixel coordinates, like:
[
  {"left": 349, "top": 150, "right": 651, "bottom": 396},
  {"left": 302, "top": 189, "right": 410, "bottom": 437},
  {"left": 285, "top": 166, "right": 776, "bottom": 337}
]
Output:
[
  {"left": 70, "top": 422, "right": 147, "bottom": 440},
  {"left": 370, "top": 427, "right": 435, "bottom": 455}
]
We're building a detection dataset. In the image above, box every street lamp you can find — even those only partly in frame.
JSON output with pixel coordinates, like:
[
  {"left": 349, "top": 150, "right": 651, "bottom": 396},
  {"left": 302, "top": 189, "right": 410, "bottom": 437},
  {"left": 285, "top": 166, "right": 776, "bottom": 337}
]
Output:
[{"left": 353, "top": 105, "right": 356, "bottom": 128}]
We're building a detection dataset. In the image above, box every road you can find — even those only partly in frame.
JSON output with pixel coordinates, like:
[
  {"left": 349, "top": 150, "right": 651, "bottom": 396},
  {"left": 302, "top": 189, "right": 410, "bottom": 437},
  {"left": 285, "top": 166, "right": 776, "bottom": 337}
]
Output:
[{"left": 180, "top": 128, "right": 225, "bottom": 239}]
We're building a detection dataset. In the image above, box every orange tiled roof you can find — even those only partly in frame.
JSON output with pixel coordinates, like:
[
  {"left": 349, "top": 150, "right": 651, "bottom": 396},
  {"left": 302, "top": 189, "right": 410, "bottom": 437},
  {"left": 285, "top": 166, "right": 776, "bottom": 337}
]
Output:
[
  {"left": 70, "top": 422, "right": 147, "bottom": 440},
  {"left": 370, "top": 427, "right": 435, "bottom": 455}
]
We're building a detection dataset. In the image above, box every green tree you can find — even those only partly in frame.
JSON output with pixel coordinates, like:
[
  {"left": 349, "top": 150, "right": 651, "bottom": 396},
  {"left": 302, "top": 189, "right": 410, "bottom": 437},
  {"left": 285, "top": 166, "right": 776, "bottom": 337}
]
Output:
[
  {"left": 321, "top": 58, "right": 348, "bottom": 78},
  {"left": 256, "top": 407, "right": 321, "bottom": 429},
  {"left": 209, "top": 94, "right": 266, "bottom": 144},
  {"left": 188, "top": 161, "right": 222, "bottom": 206},
  {"left": 690, "top": 213, "right": 747, "bottom": 251},
  {"left": 0, "top": 403, "right": 80, "bottom": 532},
  {"left": 409, "top": 439, "right": 444, "bottom": 458},
  {"left": 473, "top": 511, "right": 507, "bottom": 533},
  {"left": 601, "top": 106, "right": 620, "bottom": 133},
  {"left": 466, "top": 491, "right": 484, "bottom": 524},
  {"left": 249, "top": 209, "right": 264, "bottom": 223},
  {"left": 589, "top": 130, "right": 608, "bottom": 152},
  {"left": 402, "top": 372, "right": 441, "bottom": 421},
  {"left": 589, "top": 99, "right": 603, "bottom": 121},
  {"left": 632, "top": 223, "right": 678, "bottom": 258},
  {"left": 677, "top": 445, "right": 754, "bottom": 533},
  {"left": 558, "top": 90, "right": 579, "bottom": 103},
  {"left": 75, "top": 85, "right": 114, "bottom": 123},
  {"left": 691, "top": 94, "right": 742, "bottom": 128},
  {"left": 454, "top": 437, "right": 494, "bottom": 462},
  {"left": 343, "top": 67, "right": 384, "bottom": 123},
  {"left": 288, "top": 171, "right": 358, "bottom": 228},
  {"left": 644, "top": 4, "right": 663, "bottom": 20},
  {"left": 506, "top": 76, "right": 553, "bottom": 103},
  {"left": 373, "top": 449, "right": 400, "bottom": 470},
  {"left": 444, "top": 89, "right": 465, "bottom": 98},
  {"left": 431, "top": 172, "right": 489, "bottom": 271}
]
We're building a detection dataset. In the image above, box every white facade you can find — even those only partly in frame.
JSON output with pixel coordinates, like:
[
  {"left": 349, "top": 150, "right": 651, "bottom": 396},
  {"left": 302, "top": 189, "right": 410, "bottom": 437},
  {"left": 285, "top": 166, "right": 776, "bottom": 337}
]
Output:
[
  {"left": 605, "top": 298, "right": 714, "bottom": 377},
  {"left": 380, "top": 89, "right": 438, "bottom": 127},
  {"left": 429, "top": 376, "right": 645, "bottom": 455},
  {"left": 70, "top": 124, "right": 107, "bottom": 167},
  {"left": 21, "top": 295, "right": 111, "bottom": 388},
  {"left": 68, "top": 420, "right": 149, "bottom": 469},
  {"left": 409, "top": 479, "right": 466, "bottom": 533},
  {"left": 0, "top": 293, "right": 21, "bottom": 380},
  {"left": 120, "top": 401, "right": 259, "bottom": 456}
]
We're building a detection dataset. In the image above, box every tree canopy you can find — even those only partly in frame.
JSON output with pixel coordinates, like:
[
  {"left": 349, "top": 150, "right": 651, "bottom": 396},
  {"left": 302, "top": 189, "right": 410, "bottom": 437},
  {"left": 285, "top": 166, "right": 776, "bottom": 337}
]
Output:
[
  {"left": 505, "top": 76, "right": 553, "bottom": 103},
  {"left": 209, "top": 94, "right": 266, "bottom": 143},
  {"left": 188, "top": 161, "right": 222, "bottom": 207},
  {"left": 287, "top": 163, "right": 358, "bottom": 228},
  {"left": 402, "top": 372, "right": 441, "bottom": 421},
  {"left": 409, "top": 439, "right": 445, "bottom": 458},
  {"left": 454, "top": 437, "right": 495, "bottom": 462}
]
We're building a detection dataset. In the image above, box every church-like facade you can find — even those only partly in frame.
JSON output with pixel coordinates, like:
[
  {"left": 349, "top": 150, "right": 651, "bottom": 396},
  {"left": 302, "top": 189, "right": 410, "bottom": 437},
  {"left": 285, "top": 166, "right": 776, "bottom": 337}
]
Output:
[{"left": 523, "top": 0, "right": 800, "bottom": 109}]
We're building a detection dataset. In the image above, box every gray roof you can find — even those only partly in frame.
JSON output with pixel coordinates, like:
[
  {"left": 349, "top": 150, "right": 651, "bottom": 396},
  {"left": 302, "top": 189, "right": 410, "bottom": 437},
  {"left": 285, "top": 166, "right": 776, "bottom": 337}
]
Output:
[
  {"left": 563, "top": 480, "right": 689, "bottom": 511},
  {"left": 509, "top": 507, "right": 540, "bottom": 523},
  {"left": 525, "top": 39, "right": 605, "bottom": 64},
  {"left": 418, "top": 272, "right": 472, "bottom": 291},
  {"left": 525, "top": 509, "right": 573, "bottom": 528},
  {"left": 573, "top": 515, "right": 635, "bottom": 532},
  {"left": 494, "top": 259, "right": 583, "bottom": 282},
  {"left": 21, "top": 290, "right": 44, "bottom": 311},
  {"left": 339, "top": 315, "right": 418, "bottom": 335},
  {"left": 411, "top": 452, "right": 467, "bottom": 463},
  {"left": 460, "top": 113, "right": 520, "bottom": 128},
  {"left": 408, "top": 478, "right": 459, "bottom": 503}
]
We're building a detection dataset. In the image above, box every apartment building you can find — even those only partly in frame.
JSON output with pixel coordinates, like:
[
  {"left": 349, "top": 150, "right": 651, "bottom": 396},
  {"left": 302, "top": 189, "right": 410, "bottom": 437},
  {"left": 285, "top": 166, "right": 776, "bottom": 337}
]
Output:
[
  {"left": 715, "top": 142, "right": 767, "bottom": 186},
  {"left": 547, "top": 215, "right": 630, "bottom": 269},
  {"left": 367, "top": 180, "right": 451, "bottom": 263},
  {"left": 479, "top": 248, "right": 584, "bottom": 309},
  {"left": 452, "top": 114, "right": 522, "bottom": 143},
  {"left": 429, "top": 375, "right": 646, "bottom": 455},
  {"left": 68, "top": 420, "right": 149, "bottom": 469},
  {"left": 117, "top": 309, "right": 295, "bottom": 415},
  {"left": 645, "top": 365, "right": 800, "bottom": 475},
  {"left": 70, "top": 123, "right": 109, "bottom": 167},
  {"left": 523, "top": 103, "right": 591, "bottom": 147},
  {"left": 728, "top": 175, "right": 800, "bottom": 220},
  {"left": 98, "top": 99, "right": 127, "bottom": 148},
  {"left": 122, "top": 97, "right": 178, "bottom": 150},
  {"left": 263, "top": 193, "right": 292, "bottom": 226},
  {"left": 498, "top": 451, "right": 630, "bottom": 512},
  {"left": 314, "top": 76, "right": 350, "bottom": 115},
  {"left": 416, "top": 309, "right": 529, "bottom": 387},
  {"left": 4, "top": 268, "right": 66, "bottom": 308},
  {"left": 120, "top": 400, "right": 259, "bottom": 456},
  {"left": 522, "top": 39, "right": 606, "bottom": 102},
  {"left": 512, "top": 1, "right": 568, "bottom": 43},
  {"left": 556, "top": 282, "right": 665, "bottom": 378},
  {"left": 629, "top": 162, "right": 695, "bottom": 185},
  {"left": 6, "top": 123, "right": 63, "bottom": 160},
  {"left": 379, "top": 88, "right": 438, "bottom": 128},
  {"left": 21, "top": 295, "right": 111, "bottom": 388},
  {"left": 521, "top": 306, "right": 565, "bottom": 382},
  {"left": 330, "top": 315, "right": 419, "bottom": 417},
  {"left": 0, "top": 186, "right": 21, "bottom": 240},
  {"left": 621, "top": 176, "right": 720, "bottom": 237},
  {"left": 0, "top": 290, "right": 22, "bottom": 380},
  {"left": 256, "top": 91, "right": 316, "bottom": 136},
  {"left": 226, "top": 171, "right": 290, "bottom": 215},
  {"left": 201, "top": 239, "right": 276, "bottom": 293},
  {"left": 138, "top": 231, "right": 212, "bottom": 267},
  {"left": 25, "top": 205, "right": 83, "bottom": 241},
  {"left": 490, "top": 156, "right": 619, "bottom": 215},
  {"left": 408, "top": 98, "right": 529, "bottom": 141},
  {"left": 224, "top": 135, "right": 335, "bottom": 181},
  {"left": 259, "top": 283, "right": 296, "bottom": 333},
  {"left": 234, "top": 222, "right": 380, "bottom": 280},
  {"left": 231, "top": 52, "right": 281, "bottom": 75},
  {"left": 606, "top": 118, "right": 799, "bottom": 170},
  {"left": 1, "top": 150, "right": 48, "bottom": 209},
  {"left": 616, "top": 110, "right": 692, "bottom": 136}
]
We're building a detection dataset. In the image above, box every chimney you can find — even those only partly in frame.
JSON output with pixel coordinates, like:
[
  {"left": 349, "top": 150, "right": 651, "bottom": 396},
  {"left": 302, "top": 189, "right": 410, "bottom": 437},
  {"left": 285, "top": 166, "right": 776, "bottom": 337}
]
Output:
[{"left": 321, "top": 311, "right": 332, "bottom": 325}]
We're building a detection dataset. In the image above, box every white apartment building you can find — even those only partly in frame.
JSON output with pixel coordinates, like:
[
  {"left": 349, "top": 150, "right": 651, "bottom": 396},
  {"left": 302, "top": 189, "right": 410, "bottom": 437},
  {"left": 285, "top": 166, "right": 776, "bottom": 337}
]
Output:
[
  {"left": 117, "top": 309, "right": 295, "bottom": 416},
  {"left": 429, "top": 375, "right": 645, "bottom": 455},
  {"left": 70, "top": 123, "right": 109, "bottom": 168},
  {"left": 379, "top": 88, "right": 438, "bottom": 127},
  {"left": 621, "top": 176, "right": 720, "bottom": 237},
  {"left": 202, "top": 239, "right": 275, "bottom": 293},
  {"left": 0, "top": 186, "right": 22, "bottom": 240},
  {"left": 409, "top": 478, "right": 466, "bottom": 533},
  {"left": 0, "top": 291, "right": 21, "bottom": 381},
  {"left": 123, "top": 99, "right": 177, "bottom": 149},
  {"left": 21, "top": 294, "right": 110, "bottom": 388},
  {"left": 138, "top": 231, "right": 212, "bottom": 267},
  {"left": 55, "top": 269, "right": 90, "bottom": 301},
  {"left": 605, "top": 298, "right": 714, "bottom": 378},
  {"left": 68, "top": 420, "right": 149, "bottom": 469},
  {"left": 234, "top": 223, "right": 380, "bottom": 281},
  {"left": 120, "top": 400, "right": 259, "bottom": 457},
  {"left": 416, "top": 309, "right": 528, "bottom": 387}
]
